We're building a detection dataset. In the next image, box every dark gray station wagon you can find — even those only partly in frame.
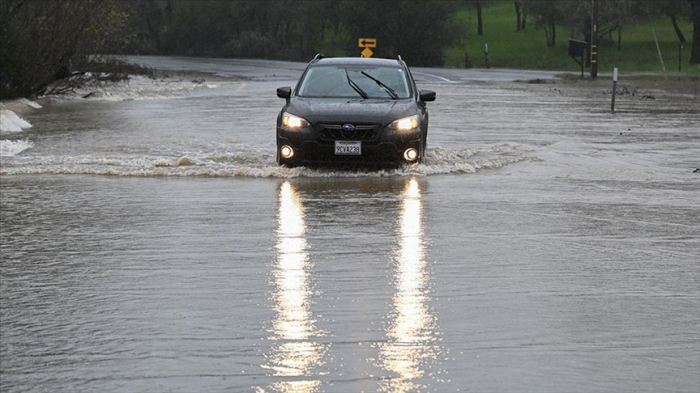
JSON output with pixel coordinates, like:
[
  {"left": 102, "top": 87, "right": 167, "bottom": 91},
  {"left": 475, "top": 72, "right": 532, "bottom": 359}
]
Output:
[{"left": 276, "top": 55, "right": 436, "bottom": 167}]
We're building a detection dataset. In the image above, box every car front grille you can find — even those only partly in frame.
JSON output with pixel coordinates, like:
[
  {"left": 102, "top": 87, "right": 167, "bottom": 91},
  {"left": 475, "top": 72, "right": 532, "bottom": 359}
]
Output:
[{"left": 318, "top": 123, "right": 380, "bottom": 141}]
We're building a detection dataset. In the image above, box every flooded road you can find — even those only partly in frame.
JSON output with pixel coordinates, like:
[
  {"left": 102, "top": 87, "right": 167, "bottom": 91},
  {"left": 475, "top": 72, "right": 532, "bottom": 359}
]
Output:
[{"left": 1, "top": 57, "right": 699, "bottom": 392}]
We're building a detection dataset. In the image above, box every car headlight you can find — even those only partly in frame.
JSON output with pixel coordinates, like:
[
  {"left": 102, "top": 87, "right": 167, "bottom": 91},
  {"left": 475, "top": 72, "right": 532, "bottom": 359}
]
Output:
[
  {"left": 281, "top": 112, "right": 310, "bottom": 130},
  {"left": 389, "top": 115, "right": 420, "bottom": 131}
]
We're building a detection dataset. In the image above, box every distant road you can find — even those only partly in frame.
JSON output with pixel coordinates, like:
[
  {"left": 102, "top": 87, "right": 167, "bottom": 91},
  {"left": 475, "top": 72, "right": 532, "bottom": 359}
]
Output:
[
  {"left": 411, "top": 67, "right": 560, "bottom": 82},
  {"left": 119, "top": 55, "right": 307, "bottom": 81},
  {"left": 119, "top": 55, "right": 560, "bottom": 83}
]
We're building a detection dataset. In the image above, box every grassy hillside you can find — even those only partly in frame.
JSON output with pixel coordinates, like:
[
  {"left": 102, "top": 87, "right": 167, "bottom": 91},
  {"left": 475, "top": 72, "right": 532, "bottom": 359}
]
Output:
[{"left": 445, "top": 0, "right": 699, "bottom": 74}]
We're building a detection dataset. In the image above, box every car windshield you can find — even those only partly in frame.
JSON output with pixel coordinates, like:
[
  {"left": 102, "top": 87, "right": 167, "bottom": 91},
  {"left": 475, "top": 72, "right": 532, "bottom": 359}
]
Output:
[{"left": 297, "top": 65, "right": 411, "bottom": 99}]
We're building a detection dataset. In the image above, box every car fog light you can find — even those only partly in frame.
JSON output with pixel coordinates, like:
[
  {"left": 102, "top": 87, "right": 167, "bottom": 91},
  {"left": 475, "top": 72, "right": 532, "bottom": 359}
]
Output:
[
  {"left": 280, "top": 145, "right": 294, "bottom": 159},
  {"left": 404, "top": 148, "right": 419, "bottom": 162}
]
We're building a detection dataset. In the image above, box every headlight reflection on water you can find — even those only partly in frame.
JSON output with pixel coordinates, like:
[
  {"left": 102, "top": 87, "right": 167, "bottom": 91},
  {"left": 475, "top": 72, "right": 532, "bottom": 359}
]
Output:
[
  {"left": 264, "top": 179, "right": 438, "bottom": 392},
  {"left": 263, "top": 181, "right": 326, "bottom": 393},
  {"left": 379, "top": 178, "right": 438, "bottom": 392}
]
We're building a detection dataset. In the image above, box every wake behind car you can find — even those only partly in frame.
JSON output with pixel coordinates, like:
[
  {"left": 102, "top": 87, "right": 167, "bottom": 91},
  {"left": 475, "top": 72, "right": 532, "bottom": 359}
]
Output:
[{"left": 276, "top": 55, "right": 435, "bottom": 167}]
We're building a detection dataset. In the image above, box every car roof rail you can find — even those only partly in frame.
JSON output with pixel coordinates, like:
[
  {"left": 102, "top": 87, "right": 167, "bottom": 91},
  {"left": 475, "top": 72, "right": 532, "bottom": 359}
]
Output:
[
  {"left": 397, "top": 54, "right": 407, "bottom": 67},
  {"left": 312, "top": 53, "right": 325, "bottom": 62}
]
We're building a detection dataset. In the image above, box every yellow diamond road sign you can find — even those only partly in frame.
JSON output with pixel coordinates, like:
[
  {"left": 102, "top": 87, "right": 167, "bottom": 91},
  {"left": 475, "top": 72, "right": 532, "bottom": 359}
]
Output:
[
  {"left": 358, "top": 38, "right": 377, "bottom": 48},
  {"left": 361, "top": 47, "right": 374, "bottom": 58}
]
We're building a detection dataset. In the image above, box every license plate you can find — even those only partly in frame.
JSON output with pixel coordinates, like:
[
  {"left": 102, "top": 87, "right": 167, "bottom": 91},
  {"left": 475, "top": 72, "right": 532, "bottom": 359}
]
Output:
[{"left": 335, "top": 141, "right": 361, "bottom": 155}]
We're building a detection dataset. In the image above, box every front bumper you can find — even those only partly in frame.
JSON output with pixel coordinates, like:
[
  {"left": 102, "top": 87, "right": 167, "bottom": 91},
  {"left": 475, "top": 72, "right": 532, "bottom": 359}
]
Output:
[{"left": 277, "top": 123, "right": 422, "bottom": 166}]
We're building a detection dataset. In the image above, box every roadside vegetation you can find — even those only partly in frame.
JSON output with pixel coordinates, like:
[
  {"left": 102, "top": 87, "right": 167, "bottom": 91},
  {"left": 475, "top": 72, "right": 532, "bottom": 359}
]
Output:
[
  {"left": 447, "top": 0, "right": 699, "bottom": 74},
  {"left": 0, "top": 0, "right": 128, "bottom": 99},
  {"left": 1, "top": 0, "right": 698, "bottom": 100}
]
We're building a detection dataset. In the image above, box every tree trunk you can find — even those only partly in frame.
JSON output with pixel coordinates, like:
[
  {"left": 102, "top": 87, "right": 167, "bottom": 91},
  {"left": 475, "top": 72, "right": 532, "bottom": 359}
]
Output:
[
  {"left": 671, "top": 15, "right": 687, "bottom": 44},
  {"left": 692, "top": 0, "right": 700, "bottom": 64},
  {"left": 515, "top": 1, "right": 522, "bottom": 31},
  {"left": 617, "top": 26, "right": 622, "bottom": 52},
  {"left": 549, "top": 21, "right": 556, "bottom": 47},
  {"left": 544, "top": 22, "right": 556, "bottom": 47},
  {"left": 522, "top": 12, "right": 526, "bottom": 29},
  {"left": 477, "top": 0, "right": 483, "bottom": 36}
]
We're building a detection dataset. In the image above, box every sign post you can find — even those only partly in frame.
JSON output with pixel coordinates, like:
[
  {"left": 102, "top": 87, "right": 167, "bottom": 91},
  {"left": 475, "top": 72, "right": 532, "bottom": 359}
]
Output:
[
  {"left": 591, "top": 0, "right": 599, "bottom": 80},
  {"left": 568, "top": 39, "right": 587, "bottom": 79},
  {"left": 483, "top": 43, "right": 490, "bottom": 68},
  {"left": 358, "top": 38, "right": 376, "bottom": 57},
  {"left": 611, "top": 67, "right": 618, "bottom": 113}
]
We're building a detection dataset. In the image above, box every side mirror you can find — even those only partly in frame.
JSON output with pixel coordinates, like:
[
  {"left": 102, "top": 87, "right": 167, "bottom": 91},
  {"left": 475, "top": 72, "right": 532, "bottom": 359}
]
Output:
[
  {"left": 277, "top": 86, "right": 292, "bottom": 99},
  {"left": 419, "top": 90, "right": 436, "bottom": 102}
]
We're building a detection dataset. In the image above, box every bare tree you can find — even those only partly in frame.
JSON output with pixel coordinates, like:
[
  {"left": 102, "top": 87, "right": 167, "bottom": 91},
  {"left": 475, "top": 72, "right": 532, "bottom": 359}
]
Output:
[
  {"left": 636, "top": 0, "right": 696, "bottom": 62},
  {"left": 466, "top": 0, "right": 492, "bottom": 36},
  {"left": 524, "top": 0, "right": 566, "bottom": 46}
]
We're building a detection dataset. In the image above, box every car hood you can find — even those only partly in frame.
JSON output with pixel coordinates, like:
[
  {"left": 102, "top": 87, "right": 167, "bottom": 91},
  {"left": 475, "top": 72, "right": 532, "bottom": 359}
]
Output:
[{"left": 286, "top": 97, "right": 417, "bottom": 125}]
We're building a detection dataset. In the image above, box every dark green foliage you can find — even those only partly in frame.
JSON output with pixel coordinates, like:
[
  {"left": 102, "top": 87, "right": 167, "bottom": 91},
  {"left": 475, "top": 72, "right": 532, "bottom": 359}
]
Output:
[
  {"left": 136, "top": 0, "right": 336, "bottom": 60},
  {"left": 117, "top": 0, "right": 173, "bottom": 54},
  {"left": 116, "top": 0, "right": 464, "bottom": 65},
  {"left": 691, "top": 0, "right": 700, "bottom": 63},
  {"left": 338, "top": 0, "right": 465, "bottom": 65}
]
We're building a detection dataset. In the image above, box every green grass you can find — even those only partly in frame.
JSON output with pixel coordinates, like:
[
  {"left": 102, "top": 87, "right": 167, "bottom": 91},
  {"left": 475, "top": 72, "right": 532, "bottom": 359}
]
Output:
[{"left": 445, "top": 0, "right": 699, "bottom": 74}]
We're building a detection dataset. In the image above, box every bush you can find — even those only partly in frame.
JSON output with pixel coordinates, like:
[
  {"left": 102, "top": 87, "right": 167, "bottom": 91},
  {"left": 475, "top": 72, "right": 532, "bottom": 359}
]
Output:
[
  {"left": 224, "top": 31, "right": 280, "bottom": 59},
  {"left": 0, "top": 0, "right": 127, "bottom": 99}
]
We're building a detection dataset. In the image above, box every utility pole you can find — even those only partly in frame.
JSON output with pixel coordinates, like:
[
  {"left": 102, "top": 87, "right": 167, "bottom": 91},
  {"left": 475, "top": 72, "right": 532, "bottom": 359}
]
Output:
[{"left": 591, "top": 0, "right": 599, "bottom": 79}]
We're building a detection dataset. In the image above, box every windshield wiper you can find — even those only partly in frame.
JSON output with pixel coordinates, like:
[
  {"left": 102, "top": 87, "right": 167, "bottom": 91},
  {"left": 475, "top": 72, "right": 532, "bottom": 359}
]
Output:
[
  {"left": 360, "top": 71, "right": 399, "bottom": 100},
  {"left": 345, "top": 68, "right": 368, "bottom": 99}
]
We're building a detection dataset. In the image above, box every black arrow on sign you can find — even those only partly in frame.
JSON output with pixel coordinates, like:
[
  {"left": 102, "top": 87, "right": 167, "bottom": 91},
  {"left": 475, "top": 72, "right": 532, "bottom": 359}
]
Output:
[{"left": 359, "top": 39, "right": 376, "bottom": 48}]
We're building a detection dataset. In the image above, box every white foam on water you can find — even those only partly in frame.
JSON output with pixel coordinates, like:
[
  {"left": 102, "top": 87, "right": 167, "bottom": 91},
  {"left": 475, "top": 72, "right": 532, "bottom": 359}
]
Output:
[
  {"left": 412, "top": 147, "right": 533, "bottom": 175},
  {"left": 0, "top": 139, "right": 34, "bottom": 156},
  {"left": 47, "top": 75, "right": 220, "bottom": 101},
  {"left": 0, "top": 145, "right": 535, "bottom": 177},
  {"left": 0, "top": 110, "right": 32, "bottom": 133},
  {"left": 19, "top": 99, "right": 42, "bottom": 109}
]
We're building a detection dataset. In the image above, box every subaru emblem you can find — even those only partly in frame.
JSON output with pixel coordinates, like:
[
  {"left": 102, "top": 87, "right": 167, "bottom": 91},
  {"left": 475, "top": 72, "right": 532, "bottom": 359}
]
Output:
[{"left": 342, "top": 124, "right": 355, "bottom": 131}]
